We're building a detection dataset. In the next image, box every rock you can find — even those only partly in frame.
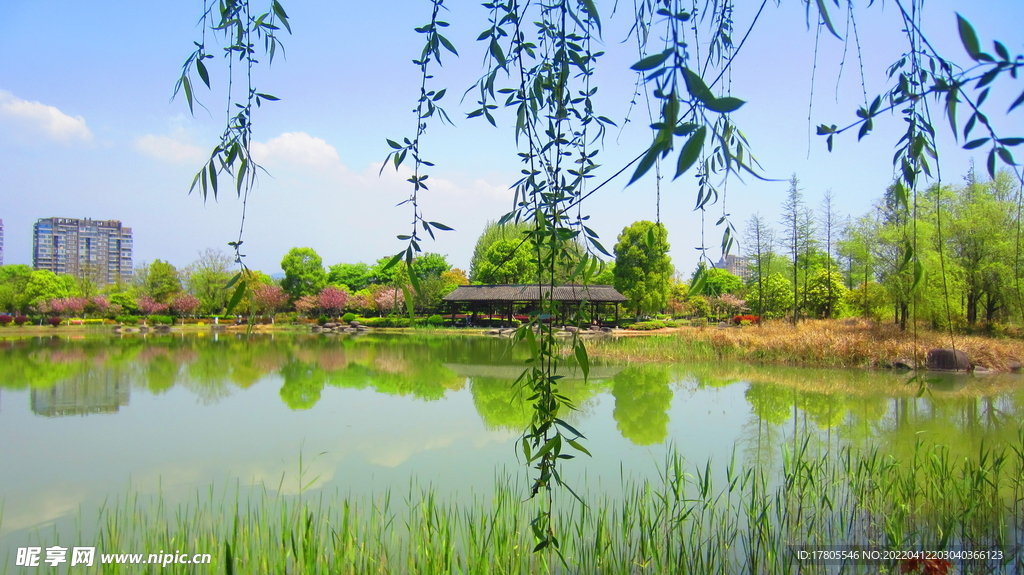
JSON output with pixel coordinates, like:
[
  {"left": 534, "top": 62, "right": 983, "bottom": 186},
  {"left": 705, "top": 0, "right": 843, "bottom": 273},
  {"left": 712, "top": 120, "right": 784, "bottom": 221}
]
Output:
[
  {"left": 1008, "top": 360, "right": 1022, "bottom": 373},
  {"left": 310, "top": 326, "right": 322, "bottom": 333},
  {"left": 973, "top": 365, "right": 994, "bottom": 374},
  {"left": 892, "top": 358, "right": 915, "bottom": 370},
  {"left": 564, "top": 326, "right": 579, "bottom": 333},
  {"left": 484, "top": 329, "right": 500, "bottom": 336},
  {"left": 323, "top": 322, "right": 338, "bottom": 329},
  {"left": 926, "top": 348, "right": 971, "bottom": 372},
  {"left": 350, "top": 321, "right": 362, "bottom": 327}
]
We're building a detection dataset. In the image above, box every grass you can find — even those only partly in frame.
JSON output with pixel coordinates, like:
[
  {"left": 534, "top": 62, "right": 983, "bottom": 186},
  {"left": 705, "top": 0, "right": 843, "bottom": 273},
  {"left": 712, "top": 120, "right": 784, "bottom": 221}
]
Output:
[
  {"left": 7, "top": 429, "right": 1023, "bottom": 575},
  {"left": 589, "top": 319, "right": 1024, "bottom": 371}
]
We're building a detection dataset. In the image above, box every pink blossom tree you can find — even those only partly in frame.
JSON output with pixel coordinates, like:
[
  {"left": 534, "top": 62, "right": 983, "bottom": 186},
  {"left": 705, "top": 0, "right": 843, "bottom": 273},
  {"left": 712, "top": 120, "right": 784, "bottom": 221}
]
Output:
[
  {"left": 92, "top": 296, "right": 110, "bottom": 318},
  {"left": 294, "top": 294, "right": 319, "bottom": 318},
  {"left": 318, "top": 286, "right": 348, "bottom": 318},
  {"left": 138, "top": 295, "right": 169, "bottom": 323},
  {"left": 253, "top": 284, "right": 288, "bottom": 323},
  {"left": 373, "top": 287, "right": 405, "bottom": 316},
  {"left": 170, "top": 293, "right": 201, "bottom": 322},
  {"left": 349, "top": 293, "right": 371, "bottom": 315}
]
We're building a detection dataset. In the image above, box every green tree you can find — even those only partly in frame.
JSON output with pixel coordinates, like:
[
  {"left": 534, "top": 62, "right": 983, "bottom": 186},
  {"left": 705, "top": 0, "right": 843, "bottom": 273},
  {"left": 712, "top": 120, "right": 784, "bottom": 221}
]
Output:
[
  {"left": 280, "top": 247, "right": 327, "bottom": 300},
  {"left": 328, "top": 262, "right": 372, "bottom": 292},
  {"left": 613, "top": 221, "right": 672, "bottom": 318},
  {"left": 474, "top": 239, "right": 539, "bottom": 284},
  {"left": 747, "top": 272, "right": 794, "bottom": 319},
  {"left": 185, "top": 249, "right": 234, "bottom": 314},
  {"left": 469, "top": 221, "right": 532, "bottom": 282},
  {"left": 147, "top": 260, "right": 183, "bottom": 303},
  {"left": 691, "top": 264, "right": 742, "bottom": 297},
  {"left": 0, "top": 265, "right": 33, "bottom": 313},
  {"left": 23, "top": 270, "right": 75, "bottom": 310}
]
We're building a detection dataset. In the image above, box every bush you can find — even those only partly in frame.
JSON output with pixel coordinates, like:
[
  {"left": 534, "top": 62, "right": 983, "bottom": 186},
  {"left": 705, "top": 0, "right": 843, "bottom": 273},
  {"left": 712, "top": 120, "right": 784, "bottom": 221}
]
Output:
[
  {"left": 0, "top": 314, "right": 11, "bottom": 327},
  {"left": 48, "top": 317, "right": 63, "bottom": 327},
  {"left": 360, "top": 316, "right": 413, "bottom": 328},
  {"left": 690, "top": 317, "right": 708, "bottom": 328},
  {"left": 427, "top": 314, "right": 444, "bottom": 326},
  {"left": 14, "top": 315, "right": 28, "bottom": 327},
  {"left": 149, "top": 315, "right": 174, "bottom": 326},
  {"left": 732, "top": 314, "right": 760, "bottom": 325},
  {"left": 342, "top": 312, "right": 356, "bottom": 323},
  {"left": 318, "top": 315, "right": 329, "bottom": 326},
  {"left": 627, "top": 320, "right": 666, "bottom": 331},
  {"left": 116, "top": 315, "right": 140, "bottom": 326}
]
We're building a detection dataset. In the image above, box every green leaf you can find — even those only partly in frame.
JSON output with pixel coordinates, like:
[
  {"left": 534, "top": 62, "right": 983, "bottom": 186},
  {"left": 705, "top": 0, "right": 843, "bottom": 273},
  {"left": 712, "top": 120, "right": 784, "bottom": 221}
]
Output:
[
  {"left": 401, "top": 284, "right": 415, "bottom": 319},
  {"left": 956, "top": 14, "right": 981, "bottom": 61},
  {"left": 196, "top": 59, "right": 210, "bottom": 88},
  {"left": 437, "top": 33, "right": 458, "bottom": 56},
  {"left": 1009, "top": 89, "right": 1024, "bottom": 113},
  {"left": 224, "top": 278, "right": 247, "bottom": 315},
  {"left": 630, "top": 49, "right": 671, "bottom": 71},
  {"left": 255, "top": 93, "right": 280, "bottom": 101},
  {"left": 674, "top": 126, "right": 706, "bottom": 178},
  {"left": 182, "top": 76, "right": 194, "bottom": 114},
  {"left": 963, "top": 138, "right": 989, "bottom": 150},
  {"left": 386, "top": 139, "right": 402, "bottom": 150},
  {"left": 912, "top": 259, "right": 925, "bottom": 291},
  {"left": 682, "top": 68, "right": 714, "bottom": 104},
  {"left": 574, "top": 343, "right": 590, "bottom": 381},
  {"left": 567, "top": 438, "right": 591, "bottom": 457},
  {"left": 428, "top": 221, "right": 454, "bottom": 231},
  {"left": 581, "top": 0, "right": 601, "bottom": 33},
  {"left": 704, "top": 96, "right": 745, "bottom": 114},
  {"left": 815, "top": 0, "right": 842, "bottom": 40},
  {"left": 224, "top": 271, "right": 242, "bottom": 290},
  {"left": 628, "top": 145, "right": 661, "bottom": 186},
  {"left": 380, "top": 251, "right": 403, "bottom": 273}
]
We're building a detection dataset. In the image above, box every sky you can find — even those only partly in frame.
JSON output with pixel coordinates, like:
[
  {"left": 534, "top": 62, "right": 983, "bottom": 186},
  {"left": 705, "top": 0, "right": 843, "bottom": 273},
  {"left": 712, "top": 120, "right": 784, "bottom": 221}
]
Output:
[{"left": 1, "top": 0, "right": 1022, "bottom": 278}]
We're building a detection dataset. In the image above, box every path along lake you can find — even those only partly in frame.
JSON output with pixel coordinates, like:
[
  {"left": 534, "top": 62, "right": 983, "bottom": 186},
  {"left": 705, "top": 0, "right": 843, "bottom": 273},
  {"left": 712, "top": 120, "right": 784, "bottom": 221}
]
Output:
[{"left": 1, "top": 332, "right": 1023, "bottom": 568}]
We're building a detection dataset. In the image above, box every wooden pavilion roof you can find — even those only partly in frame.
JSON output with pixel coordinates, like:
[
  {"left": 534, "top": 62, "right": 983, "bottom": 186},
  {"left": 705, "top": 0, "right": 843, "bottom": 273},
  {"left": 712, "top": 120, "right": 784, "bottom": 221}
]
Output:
[{"left": 442, "top": 284, "right": 627, "bottom": 304}]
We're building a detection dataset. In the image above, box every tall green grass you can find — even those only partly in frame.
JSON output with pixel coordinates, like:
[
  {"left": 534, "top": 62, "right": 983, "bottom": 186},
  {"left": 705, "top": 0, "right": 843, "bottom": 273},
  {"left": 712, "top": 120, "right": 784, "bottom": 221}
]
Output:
[{"left": 7, "top": 431, "right": 1023, "bottom": 574}]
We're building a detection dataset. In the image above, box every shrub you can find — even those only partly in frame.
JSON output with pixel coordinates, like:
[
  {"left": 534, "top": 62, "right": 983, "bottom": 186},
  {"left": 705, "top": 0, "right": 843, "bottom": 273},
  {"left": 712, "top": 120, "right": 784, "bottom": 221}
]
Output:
[
  {"left": 14, "top": 315, "right": 28, "bottom": 326},
  {"left": 318, "top": 315, "right": 329, "bottom": 326},
  {"left": 342, "top": 312, "right": 356, "bottom": 323},
  {"left": 0, "top": 314, "right": 11, "bottom": 327},
  {"left": 427, "top": 314, "right": 444, "bottom": 326},
  {"left": 360, "top": 316, "right": 413, "bottom": 328},
  {"left": 116, "top": 315, "right": 140, "bottom": 326},
  {"left": 627, "top": 320, "right": 666, "bottom": 331},
  {"left": 48, "top": 317, "right": 63, "bottom": 327},
  {"left": 149, "top": 315, "right": 174, "bottom": 326}
]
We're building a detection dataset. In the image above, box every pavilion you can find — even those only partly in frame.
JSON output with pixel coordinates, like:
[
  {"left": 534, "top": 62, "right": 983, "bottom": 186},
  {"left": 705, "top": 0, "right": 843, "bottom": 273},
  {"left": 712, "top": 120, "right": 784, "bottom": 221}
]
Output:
[{"left": 442, "top": 284, "right": 627, "bottom": 327}]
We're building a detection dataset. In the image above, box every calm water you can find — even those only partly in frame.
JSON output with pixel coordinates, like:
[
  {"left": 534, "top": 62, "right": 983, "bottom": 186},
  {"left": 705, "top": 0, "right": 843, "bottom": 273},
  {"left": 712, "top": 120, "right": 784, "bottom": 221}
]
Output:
[{"left": 1, "top": 332, "right": 1022, "bottom": 557}]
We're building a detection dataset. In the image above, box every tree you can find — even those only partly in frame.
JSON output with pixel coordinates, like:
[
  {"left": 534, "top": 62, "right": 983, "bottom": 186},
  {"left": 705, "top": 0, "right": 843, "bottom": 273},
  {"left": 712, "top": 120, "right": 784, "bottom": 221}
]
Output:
[
  {"left": 328, "top": 262, "right": 372, "bottom": 292},
  {"left": 780, "top": 175, "right": 804, "bottom": 324},
  {"left": 818, "top": 190, "right": 841, "bottom": 318},
  {"left": 691, "top": 264, "right": 742, "bottom": 297},
  {"left": 747, "top": 272, "right": 794, "bottom": 320},
  {"left": 613, "top": 221, "right": 672, "bottom": 318},
  {"left": 23, "top": 270, "right": 74, "bottom": 310},
  {"left": 147, "top": 260, "right": 182, "bottom": 303},
  {"left": 743, "top": 214, "right": 775, "bottom": 323},
  {"left": 170, "top": 293, "right": 201, "bottom": 319},
  {"left": 473, "top": 239, "right": 538, "bottom": 285},
  {"left": 186, "top": 249, "right": 234, "bottom": 314},
  {"left": 0, "top": 265, "right": 33, "bottom": 313},
  {"left": 318, "top": 286, "right": 349, "bottom": 317},
  {"left": 281, "top": 247, "right": 327, "bottom": 300},
  {"left": 253, "top": 283, "right": 289, "bottom": 322},
  {"left": 469, "top": 221, "right": 532, "bottom": 282}
]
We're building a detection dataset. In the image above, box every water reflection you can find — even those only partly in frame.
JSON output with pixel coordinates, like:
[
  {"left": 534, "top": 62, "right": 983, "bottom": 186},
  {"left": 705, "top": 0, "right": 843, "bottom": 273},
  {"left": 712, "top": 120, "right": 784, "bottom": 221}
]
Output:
[{"left": 1, "top": 334, "right": 1023, "bottom": 450}]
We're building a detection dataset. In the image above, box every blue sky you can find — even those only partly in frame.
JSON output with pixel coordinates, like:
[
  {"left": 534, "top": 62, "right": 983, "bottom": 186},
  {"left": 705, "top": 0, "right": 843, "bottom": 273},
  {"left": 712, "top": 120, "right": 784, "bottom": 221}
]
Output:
[{"left": 1, "top": 0, "right": 1021, "bottom": 277}]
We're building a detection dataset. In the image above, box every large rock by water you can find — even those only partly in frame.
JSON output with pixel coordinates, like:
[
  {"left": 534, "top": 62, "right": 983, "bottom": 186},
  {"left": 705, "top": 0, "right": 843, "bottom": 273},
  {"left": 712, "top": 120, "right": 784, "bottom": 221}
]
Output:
[{"left": 926, "top": 348, "right": 971, "bottom": 371}]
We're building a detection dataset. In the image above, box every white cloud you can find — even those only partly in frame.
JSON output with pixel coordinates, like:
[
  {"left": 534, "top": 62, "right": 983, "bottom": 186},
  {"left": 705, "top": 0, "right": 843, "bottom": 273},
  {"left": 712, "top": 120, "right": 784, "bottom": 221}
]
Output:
[
  {"left": 135, "top": 132, "right": 206, "bottom": 163},
  {"left": 251, "top": 132, "right": 341, "bottom": 169},
  {"left": 0, "top": 89, "right": 92, "bottom": 142}
]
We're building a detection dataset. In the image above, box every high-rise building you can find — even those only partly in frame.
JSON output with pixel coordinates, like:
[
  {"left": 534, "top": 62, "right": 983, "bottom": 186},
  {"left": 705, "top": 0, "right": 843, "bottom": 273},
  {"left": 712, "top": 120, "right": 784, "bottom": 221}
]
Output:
[
  {"left": 716, "top": 254, "right": 751, "bottom": 283},
  {"left": 33, "top": 218, "right": 133, "bottom": 285}
]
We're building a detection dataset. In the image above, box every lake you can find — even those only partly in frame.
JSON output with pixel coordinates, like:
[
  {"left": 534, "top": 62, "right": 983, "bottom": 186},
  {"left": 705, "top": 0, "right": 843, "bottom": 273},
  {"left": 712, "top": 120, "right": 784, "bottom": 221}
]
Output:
[{"left": 2, "top": 331, "right": 1022, "bottom": 566}]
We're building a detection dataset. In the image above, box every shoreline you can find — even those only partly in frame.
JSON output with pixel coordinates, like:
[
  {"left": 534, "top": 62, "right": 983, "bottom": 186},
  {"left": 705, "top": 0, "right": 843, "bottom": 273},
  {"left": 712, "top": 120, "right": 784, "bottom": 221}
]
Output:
[{"left": 4, "top": 319, "right": 1024, "bottom": 373}]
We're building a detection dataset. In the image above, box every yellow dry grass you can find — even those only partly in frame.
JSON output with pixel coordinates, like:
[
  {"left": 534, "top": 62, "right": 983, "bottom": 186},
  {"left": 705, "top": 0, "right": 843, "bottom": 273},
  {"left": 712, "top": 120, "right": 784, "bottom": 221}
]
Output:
[{"left": 594, "top": 319, "right": 1024, "bottom": 371}]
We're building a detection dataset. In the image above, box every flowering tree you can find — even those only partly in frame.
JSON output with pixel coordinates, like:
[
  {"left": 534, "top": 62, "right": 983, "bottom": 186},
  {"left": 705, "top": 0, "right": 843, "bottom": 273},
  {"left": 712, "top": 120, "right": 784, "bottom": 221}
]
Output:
[
  {"left": 170, "top": 293, "right": 201, "bottom": 321},
  {"left": 50, "top": 297, "right": 88, "bottom": 318},
  {"left": 349, "top": 292, "right": 372, "bottom": 315},
  {"left": 92, "top": 296, "right": 110, "bottom": 318},
  {"left": 373, "top": 287, "right": 405, "bottom": 316},
  {"left": 138, "top": 295, "right": 169, "bottom": 322},
  {"left": 253, "top": 284, "right": 288, "bottom": 323},
  {"left": 294, "top": 294, "right": 319, "bottom": 318},
  {"left": 318, "top": 286, "right": 348, "bottom": 317}
]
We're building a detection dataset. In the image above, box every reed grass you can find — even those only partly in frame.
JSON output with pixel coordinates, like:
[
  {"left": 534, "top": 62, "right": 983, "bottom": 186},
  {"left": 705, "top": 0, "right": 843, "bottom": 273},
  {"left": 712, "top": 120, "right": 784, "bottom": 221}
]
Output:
[
  {"left": 8, "top": 429, "right": 1023, "bottom": 575},
  {"left": 591, "top": 319, "right": 1024, "bottom": 371}
]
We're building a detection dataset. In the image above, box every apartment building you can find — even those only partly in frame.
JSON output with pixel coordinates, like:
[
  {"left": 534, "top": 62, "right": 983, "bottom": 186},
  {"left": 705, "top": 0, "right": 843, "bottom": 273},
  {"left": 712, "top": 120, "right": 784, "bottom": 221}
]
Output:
[{"left": 33, "top": 217, "right": 133, "bottom": 285}]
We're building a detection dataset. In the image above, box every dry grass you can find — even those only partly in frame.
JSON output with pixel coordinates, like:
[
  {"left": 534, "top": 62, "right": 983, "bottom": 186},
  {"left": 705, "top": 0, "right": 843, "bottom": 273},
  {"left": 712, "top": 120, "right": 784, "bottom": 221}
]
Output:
[{"left": 592, "top": 319, "right": 1024, "bottom": 372}]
